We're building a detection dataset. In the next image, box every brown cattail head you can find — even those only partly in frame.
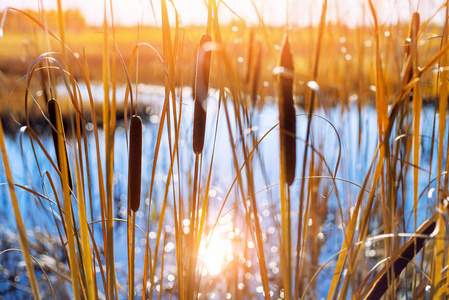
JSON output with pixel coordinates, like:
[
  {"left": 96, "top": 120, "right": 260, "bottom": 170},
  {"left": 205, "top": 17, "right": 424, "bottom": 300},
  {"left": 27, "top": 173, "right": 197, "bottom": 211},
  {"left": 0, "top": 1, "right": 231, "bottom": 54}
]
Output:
[
  {"left": 252, "top": 41, "right": 262, "bottom": 108},
  {"left": 245, "top": 28, "right": 255, "bottom": 85},
  {"left": 47, "top": 98, "right": 73, "bottom": 190},
  {"left": 278, "top": 34, "right": 296, "bottom": 186},
  {"left": 192, "top": 33, "right": 212, "bottom": 154},
  {"left": 128, "top": 115, "right": 143, "bottom": 212}
]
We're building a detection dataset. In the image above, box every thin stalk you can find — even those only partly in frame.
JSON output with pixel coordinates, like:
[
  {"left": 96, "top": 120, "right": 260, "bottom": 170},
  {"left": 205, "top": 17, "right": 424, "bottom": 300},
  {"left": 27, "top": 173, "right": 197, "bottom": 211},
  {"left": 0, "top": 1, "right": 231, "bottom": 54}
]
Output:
[{"left": 0, "top": 122, "right": 41, "bottom": 299}]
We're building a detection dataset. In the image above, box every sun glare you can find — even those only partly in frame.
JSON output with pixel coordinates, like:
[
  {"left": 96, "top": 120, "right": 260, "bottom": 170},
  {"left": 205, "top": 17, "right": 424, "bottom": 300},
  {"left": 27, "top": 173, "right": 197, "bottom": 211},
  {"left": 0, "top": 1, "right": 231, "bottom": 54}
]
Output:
[
  {"left": 199, "top": 233, "right": 234, "bottom": 276},
  {"left": 0, "top": 0, "right": 442, "bottom": 28}
]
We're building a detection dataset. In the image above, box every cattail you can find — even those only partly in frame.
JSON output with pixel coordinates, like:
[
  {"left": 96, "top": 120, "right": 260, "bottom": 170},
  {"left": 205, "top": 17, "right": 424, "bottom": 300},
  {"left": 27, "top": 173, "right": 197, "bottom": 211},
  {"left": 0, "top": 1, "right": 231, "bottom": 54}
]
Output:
[
  {"left": 47, "top": 98, "right": 73, "bottom": 190},
  {"left": 128, "top": 115, "right": 142, "bottom": 212},
  {"left": 192, "top": 33, "right": 212, "bottom": 154},
  {"left": 278, "top": 34, "right": 296, "bottom": 186},
  {"left": 363, "top": 216, "right": 436, "bottom": 300},
  {"left": 245, "top": 28, "right": 255, "bottom": 85},
  {"left": 252, "top": 41, "right": 262, "bottom": 108}
]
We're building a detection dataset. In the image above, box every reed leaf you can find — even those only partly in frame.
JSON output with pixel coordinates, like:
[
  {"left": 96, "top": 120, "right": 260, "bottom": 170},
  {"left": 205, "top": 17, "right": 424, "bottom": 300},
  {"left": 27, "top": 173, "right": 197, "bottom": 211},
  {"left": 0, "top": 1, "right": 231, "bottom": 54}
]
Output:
[
  {"left": 0, "top": 122, "right": 41, "bottom": 299},
  {"left": 327, "top": 147, "right": 383, "bottom": 299},
  {"left": 409, "top": 12, "right": 420, "bottom": 229},
  {"left": 358, "top": 215, "right": 437, "bottom": 299},
  {"left": 47, "top": 99, "right": 73, "bottom": 190},
  {"left": 101, "top": 2, "right": 117, "bottom": 297},
  {"left": 52, "top": 98, "right": 82, "bottom": 299},
  {"left": 429, "top": 4, "right": 449, "bottom": 298},
  {"left": 3, "top": 2, "right": 449, "bottom": 299},
  {"left": 368, "top": 0, "right": 388, "bottom": 139},
  {"left": 74, "top": 149, "right": 96, "bottom": 300}
]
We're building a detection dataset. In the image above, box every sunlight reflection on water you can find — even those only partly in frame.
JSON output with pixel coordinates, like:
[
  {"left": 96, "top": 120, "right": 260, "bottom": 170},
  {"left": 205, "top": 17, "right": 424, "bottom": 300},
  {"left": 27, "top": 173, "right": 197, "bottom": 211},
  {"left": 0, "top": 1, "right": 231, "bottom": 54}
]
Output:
[{"left": 0, "top": 84, "right": 443, "bottom": 298}]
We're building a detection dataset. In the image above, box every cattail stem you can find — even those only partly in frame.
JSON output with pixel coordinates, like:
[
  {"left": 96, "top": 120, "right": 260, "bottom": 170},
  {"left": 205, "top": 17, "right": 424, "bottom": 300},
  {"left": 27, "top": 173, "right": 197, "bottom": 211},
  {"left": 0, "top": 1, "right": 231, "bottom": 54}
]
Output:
[
  {"left": 48, "top": 98, "right": 73, "bottom": 190},
  {"left": 278, "top": 33, "right": 296, "bottom": 300},
  {"left": 127, "top": 115, "right": 142, "bottom": 299}
]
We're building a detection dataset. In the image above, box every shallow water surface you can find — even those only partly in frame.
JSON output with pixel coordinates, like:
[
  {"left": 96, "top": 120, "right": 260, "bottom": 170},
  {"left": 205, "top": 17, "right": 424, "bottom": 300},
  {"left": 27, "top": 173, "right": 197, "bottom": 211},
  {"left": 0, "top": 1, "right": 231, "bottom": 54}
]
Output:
[{"left": 0, "top": 86, "right": 443, "bottom": 298}]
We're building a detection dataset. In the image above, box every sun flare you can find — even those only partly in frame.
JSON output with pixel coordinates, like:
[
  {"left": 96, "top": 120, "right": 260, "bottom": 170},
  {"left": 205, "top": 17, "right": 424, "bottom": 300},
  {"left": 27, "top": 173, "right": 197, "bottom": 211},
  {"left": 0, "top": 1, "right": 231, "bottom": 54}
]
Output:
[
  {"left": 199, "top": 234, "right": 234, "bottom": 276},
  {"left": 0, "top": 0, "right": 448, "bottom": 298}
]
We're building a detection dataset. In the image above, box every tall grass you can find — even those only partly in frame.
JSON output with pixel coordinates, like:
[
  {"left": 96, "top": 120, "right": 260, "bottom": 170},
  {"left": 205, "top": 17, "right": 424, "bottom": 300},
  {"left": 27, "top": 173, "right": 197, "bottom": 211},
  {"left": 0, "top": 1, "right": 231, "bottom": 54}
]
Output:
[{"left": 1, "top": 1, "right": 449, "bottom": 299}]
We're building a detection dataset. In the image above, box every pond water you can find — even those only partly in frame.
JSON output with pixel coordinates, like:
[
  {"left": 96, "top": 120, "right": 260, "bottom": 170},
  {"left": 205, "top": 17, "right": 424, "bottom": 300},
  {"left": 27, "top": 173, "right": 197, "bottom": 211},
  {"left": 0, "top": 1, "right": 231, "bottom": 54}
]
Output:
[{"left": 0, "top": 85, "right": 444, "bottom": 298}]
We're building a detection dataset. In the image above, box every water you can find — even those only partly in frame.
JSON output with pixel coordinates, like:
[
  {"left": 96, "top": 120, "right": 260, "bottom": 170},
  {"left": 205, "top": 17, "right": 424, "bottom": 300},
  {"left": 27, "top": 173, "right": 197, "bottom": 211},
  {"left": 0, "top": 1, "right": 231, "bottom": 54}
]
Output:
[{"left": 0, "top": 85, "right": 444, "bottom": 298}]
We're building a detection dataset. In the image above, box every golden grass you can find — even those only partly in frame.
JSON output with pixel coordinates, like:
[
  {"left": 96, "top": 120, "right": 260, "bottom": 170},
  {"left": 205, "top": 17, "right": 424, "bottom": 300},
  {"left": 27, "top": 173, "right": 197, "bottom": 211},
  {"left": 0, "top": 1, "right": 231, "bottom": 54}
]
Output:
[
  {"left": 47, "top": 98, "right": 73, "bottom": 186},
  {"left": 2, "top": 1, "right": 449, "bottom": 299},
  {"left": 0, "top": 122, "right": 40, "bottom": 299}
]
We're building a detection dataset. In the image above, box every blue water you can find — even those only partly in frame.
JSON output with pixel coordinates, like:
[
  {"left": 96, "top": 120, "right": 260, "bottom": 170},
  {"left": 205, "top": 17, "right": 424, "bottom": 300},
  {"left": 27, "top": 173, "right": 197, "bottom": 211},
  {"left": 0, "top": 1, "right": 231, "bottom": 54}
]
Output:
[{"left": 0, "top": 89, "right": 444, "bottom": 298}]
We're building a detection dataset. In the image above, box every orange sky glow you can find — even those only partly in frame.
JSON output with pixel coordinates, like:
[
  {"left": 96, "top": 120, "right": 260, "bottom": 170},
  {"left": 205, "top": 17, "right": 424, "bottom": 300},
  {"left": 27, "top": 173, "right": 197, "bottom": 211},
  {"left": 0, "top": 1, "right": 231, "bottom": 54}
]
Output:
[{"left": 0, "top": 0, "right": 446, "bottom": 27}]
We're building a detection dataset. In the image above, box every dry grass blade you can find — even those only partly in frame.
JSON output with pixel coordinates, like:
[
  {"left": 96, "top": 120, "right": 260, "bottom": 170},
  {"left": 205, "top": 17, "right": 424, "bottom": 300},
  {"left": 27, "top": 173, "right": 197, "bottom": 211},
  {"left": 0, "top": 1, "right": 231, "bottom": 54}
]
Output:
[
  {"left": 439, "top": 3, "right": 449, "bottom": 299},
  {"left": 47, "top": 99, "right": 73, "bottom": 190},
  {"left": 326, "top": 145, "right": 383, "bottom": 299},
  {"left": 147, "top": 1, "right": 183, "bottom": 298},
  {"left": 128, "top": 115, "right": 143, "bottom": 212},
  {"left": 0, "top": 122, "right": 41, "bottom": 299},
  {"left": 359, "top": 215, "right": 437, "bottom": 300},
  {"left": 101, "top": 3, "right": 117, "bottom": 297},
  {"left": 74, "top": 150, "right": 96, "bottom": 300},
  {"left": 192, "top": 33, "right": 212, "bottom": 154},
  {"left": 410, "top": 12, "right": 420, "bottom": 229},
  {"left": 368, "top": 0, "right": 388, "bottom": 139},
  {"left": 278, "top": 33, "right": 296, "bottom": 186},
  {"left": 438, "top": 4, "right": 449, "bottom": 205}
]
